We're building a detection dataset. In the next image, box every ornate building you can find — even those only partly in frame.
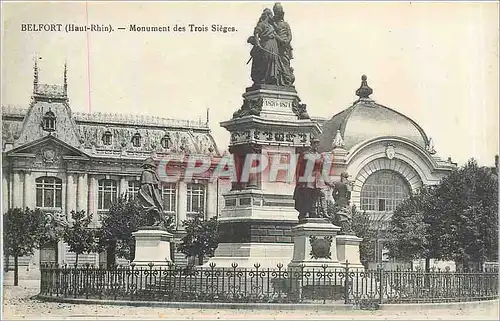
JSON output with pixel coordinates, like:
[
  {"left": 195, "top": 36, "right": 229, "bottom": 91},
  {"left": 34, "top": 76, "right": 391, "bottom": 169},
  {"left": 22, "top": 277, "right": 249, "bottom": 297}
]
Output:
[
  {"left": 2, "top": 62, "right": 223, "bottom": 276},
  {"left": 318, "top": 75, "right": 457, "bottom": 267}
]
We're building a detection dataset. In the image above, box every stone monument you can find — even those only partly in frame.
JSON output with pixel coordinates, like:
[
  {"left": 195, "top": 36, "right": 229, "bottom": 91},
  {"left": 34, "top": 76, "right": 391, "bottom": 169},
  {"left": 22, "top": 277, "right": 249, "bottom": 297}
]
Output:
[
  {"left": 205, "top": 3, "right": 321, "bottom": 268},
  {"left": 132, "top": 157, "right": 173, "bottom": 266}
]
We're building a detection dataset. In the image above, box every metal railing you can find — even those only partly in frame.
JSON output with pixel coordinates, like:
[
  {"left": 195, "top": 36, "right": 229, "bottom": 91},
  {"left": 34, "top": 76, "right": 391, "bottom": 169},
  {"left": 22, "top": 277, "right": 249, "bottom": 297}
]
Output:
[{"left": 39, "top": 262, "right": 498, "bottom": 305}]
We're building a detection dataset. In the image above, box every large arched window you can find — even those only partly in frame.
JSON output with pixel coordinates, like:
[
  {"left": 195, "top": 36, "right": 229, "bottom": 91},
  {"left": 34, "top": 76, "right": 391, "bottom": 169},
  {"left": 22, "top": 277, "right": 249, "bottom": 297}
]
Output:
[
  {"left": 36, "top": 176, "right": 62, "bottom": 208},
  {"left": 360, "top": 170, "right": 410, "bottom": 212}
]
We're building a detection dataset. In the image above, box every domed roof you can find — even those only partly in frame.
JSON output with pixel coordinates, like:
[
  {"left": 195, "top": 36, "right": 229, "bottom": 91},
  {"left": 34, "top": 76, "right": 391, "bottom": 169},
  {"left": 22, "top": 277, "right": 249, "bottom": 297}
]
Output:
[{"left": 318, "top": 75, "right": 429, "bottom": 152}]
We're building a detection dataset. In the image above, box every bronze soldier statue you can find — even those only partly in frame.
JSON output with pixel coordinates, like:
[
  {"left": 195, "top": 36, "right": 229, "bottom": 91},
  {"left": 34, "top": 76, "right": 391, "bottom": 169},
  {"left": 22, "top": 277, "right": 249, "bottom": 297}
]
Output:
[
  {"left": 331, "top": 172, "right": 354, "bottom": 234},
  {"left": 293, "top": 138, "right": 326, "bottom": 221},
  {"left": 137, "top": 157, "right": 165, "bottom": 227}
]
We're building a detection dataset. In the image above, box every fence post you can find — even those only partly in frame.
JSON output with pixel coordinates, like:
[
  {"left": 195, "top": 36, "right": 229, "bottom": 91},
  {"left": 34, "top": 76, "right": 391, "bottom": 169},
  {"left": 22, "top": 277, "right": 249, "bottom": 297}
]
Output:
[
  {"left": 378, "top": 265, "right": 384, "bottom": 304},
  {"left": 344, "top": 260, "right": 349, "bottom": 304}
]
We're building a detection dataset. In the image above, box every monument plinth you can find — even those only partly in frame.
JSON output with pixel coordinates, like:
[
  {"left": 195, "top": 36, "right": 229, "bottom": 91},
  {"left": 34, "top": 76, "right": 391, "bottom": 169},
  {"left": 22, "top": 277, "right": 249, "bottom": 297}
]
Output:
[
  {"left": 287, "top": 218, "right": 344, "bottom": 271},
  {"left": 206, "top": 86, "right": 320, "bottom": 269},
  {"left": 336, "top": 234, "right": 364, "bottom": 269},
  {"left": 132, "top": 227, "right": 173, "bottom": 266}
]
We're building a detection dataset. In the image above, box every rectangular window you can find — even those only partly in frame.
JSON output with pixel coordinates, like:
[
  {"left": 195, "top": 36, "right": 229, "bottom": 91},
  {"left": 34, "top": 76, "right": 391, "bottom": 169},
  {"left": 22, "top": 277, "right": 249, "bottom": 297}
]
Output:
[
  {"left": 378, "top": 199, "right": 385, "bottom": 211},
  {"left": 127, "top": 181, "right": 140, "bottom": 200},
  {"left": 162, "top": 183, "right": 177, "bottom": 213},
  {"left": 186, "top": 183, "right": 205, "bottom": 217},
  {"left": 35, "top": 177, "right": 62, "bottom": 208},
  {"left": 98, "top": 179, "right": 118, "bottom": 210}
]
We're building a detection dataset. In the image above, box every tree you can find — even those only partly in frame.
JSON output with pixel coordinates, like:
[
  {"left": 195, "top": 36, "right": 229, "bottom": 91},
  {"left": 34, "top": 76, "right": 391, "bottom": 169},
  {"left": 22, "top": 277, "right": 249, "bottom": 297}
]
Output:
[
  {"left": 178, "top": 212, "right": 219, "bottom": 265},
  {"left": 3, "top": 207, "right": 58, "bottom": 286},
  {"left": 62, "top": 210, "right": 97, "bottom": 266},
  {"left": 98, "top": 196, "right": 175, "bottom": 266},
  {"left": 387, "top": 159, "right": 498, "bottom": 271},
  {"left": 431, "top": 159, "right": 498, "bottom": 270},
  {"left": 386, "top": 185, "right": 437, "bottom": 271}
]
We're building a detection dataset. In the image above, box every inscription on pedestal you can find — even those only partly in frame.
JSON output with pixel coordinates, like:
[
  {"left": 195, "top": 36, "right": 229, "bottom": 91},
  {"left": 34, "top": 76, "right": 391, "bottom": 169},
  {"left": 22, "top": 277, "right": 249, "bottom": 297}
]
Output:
[{"left": 262, "top": 98, "right": 293, "bottom": 109}]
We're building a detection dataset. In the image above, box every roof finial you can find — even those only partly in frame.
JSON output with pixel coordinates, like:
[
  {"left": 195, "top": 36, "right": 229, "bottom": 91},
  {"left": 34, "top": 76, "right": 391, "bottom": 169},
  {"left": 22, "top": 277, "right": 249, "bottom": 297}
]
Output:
[
  {"left": 63, "top": 61, "right": 68, "bottom": 95},
  {"left": 355, "top": 74, "right": 373, "bottom": 99},
  {"left": 33, "top": 56, "right": 39, "bottom": 94}
]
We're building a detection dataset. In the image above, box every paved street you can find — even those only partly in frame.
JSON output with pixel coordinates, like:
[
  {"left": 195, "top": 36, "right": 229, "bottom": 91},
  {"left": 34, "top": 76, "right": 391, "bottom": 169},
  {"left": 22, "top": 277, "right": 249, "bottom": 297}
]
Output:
[{"left": 2, "top": 282, "right": 499, "bottom": 320}]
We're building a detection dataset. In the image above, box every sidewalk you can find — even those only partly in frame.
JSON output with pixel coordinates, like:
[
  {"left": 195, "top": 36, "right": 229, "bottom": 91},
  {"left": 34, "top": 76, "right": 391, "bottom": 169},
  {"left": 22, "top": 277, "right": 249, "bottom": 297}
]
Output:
[{"left": 2, "top": 281, "right": 499, "bottom": 320}]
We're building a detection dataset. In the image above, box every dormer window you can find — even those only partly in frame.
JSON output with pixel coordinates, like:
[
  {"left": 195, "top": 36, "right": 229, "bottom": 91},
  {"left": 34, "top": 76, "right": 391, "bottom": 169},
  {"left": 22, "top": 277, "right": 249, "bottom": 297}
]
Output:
[
  {"left": 42, "top": 109, "right": 56, "bottom": 132},
  {"left": 131, "top": 132, "right": 141, "bottom": 147},
  {"left": 161, "top": 133, "right": 171, "bottom": 149},
  {"left": 102, "top": 130, "right": 113, "bottom": 145}
]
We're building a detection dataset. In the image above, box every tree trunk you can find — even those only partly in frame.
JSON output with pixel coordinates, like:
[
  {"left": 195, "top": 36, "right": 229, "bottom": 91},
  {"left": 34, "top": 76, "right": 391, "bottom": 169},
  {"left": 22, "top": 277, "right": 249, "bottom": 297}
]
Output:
[
  {"left": 425, "top": 258, "right": 430, "bottom": 273},
  {"left": 4, "top": 252, "right": 9, "bottom": 272},
  {"left": 197, "top": 254, "right": 204, "bottom": 266},
  {"left": 75, "top": 253, "right": 79, "bottom": 267},
  {"left": 14, "top": 255, "right": 19, "bottom": 286},
  {"left": 424, "top": 258, "right": 431, "bottom": 289},
  {"left": 107, "top": 243, "right": 116, "bottom": 269}
]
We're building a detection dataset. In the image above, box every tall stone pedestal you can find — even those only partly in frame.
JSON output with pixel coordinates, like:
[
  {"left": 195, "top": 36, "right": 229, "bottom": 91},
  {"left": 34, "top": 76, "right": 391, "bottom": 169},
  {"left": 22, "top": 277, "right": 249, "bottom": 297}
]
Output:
[
  {"left": 132, "top": 227, "right": 173, "bottom": 267},
  {"left": 287, "top": 218, "right": 344, "bottom": 271},
  {"left": 205, "top": 85, "right": 321, "bottom": 269}
]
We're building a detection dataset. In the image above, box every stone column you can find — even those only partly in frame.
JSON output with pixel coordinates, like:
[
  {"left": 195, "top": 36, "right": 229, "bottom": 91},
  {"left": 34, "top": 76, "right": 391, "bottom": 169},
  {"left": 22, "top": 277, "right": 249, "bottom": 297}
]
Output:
[
  {"left": 206, "top": 181, "right": 217, "bottom": 219},
  {"left": 120, "top": 177, "right": 127, "bottom": 198},
  {"left": 2, "top": 170, "right": 9, "bottom": 213},
  {"left": 66, "top": 174, "right": 76, "bottom": 218},
  {"left": 77, "top": 174, "right": 88, "bottom": 212},
  {"left": 12, "top": 171, "right": 22, "bottom": 208},
  {"left": 88, "top": 175, "right": 97, "bottom": 225},
  {"left": 23, "top": 170, "right": 34, "bottom": 209},
  {"left": 177, "top": 181, "right": 187, "bottom": 230}
]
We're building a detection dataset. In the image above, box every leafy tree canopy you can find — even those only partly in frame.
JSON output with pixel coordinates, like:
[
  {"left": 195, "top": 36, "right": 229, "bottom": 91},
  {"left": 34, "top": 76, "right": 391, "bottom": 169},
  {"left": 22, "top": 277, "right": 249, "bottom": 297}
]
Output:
[{"left": 177, "top": 212, "right": 219, "bottom": 264}]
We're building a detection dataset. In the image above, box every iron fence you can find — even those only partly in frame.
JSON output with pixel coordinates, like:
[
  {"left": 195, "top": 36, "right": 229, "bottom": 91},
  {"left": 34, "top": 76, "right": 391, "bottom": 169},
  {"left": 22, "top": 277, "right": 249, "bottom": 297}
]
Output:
[{"left": 39, "top": 262, "right": 498, "bottom": 305}]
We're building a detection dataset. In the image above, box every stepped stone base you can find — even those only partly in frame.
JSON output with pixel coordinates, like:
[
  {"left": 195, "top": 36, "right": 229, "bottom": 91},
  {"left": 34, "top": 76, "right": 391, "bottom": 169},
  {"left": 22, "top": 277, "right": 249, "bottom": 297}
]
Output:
[{"left": 203, "top": 243, "right": 294, "bottom": 269}]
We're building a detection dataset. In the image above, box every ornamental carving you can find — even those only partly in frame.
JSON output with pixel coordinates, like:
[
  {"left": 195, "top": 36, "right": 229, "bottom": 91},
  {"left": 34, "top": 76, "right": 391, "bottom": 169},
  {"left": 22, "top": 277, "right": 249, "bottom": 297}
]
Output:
[
  {"left": 292, "top": 98, "right": 310, "bottom": 119},
  {"left": 2, "top": 120, "right": 23, "bottom": 144},
  {"left": 41, "top": 147, "right": 57, "bottom": 164},
  {"left": 309, "top": 235, "right": 333, "bottom": 259},
  {"left": 232, "top": 97, "right": 263, "bottom": 118},
  {"left": 229, "top": 129, "right": 310, "bottom": 146},
  {"left": 33, "top": 145, "right": 62, "bottom": 168},
  {"left": 385, "top": 144, "right": 395, "bottom": 160}
]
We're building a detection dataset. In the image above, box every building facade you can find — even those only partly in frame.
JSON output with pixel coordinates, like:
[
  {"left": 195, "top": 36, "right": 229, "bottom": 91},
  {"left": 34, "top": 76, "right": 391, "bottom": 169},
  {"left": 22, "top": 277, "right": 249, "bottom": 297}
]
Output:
[{"left": 2, "top": 63, "right": 226, "bottom": 277}]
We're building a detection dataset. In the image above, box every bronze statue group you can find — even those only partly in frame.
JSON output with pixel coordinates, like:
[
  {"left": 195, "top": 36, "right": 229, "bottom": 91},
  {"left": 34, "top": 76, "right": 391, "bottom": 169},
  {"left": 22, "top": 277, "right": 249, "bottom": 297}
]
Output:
[{"left": 247, "top": 2, "right": 295, "bottom": 87}]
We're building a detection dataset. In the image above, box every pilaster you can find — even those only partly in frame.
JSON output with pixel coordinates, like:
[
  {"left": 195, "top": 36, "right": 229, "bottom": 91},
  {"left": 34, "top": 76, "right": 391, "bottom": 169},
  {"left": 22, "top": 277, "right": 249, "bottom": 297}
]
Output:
[
  {"left": 2, "top": 170, "right": 9, "bottom": 213},
  {"left": 88, "top": 175, "right": 97, "bottom": 224},
  {"left": 119, "top": 177, "right": 127, "bottom": 197},
  {"left": 206, "top": 181, "right": 217, "bottom": 219},
  {"left": 177, "top": 181, "right": 187, "bottom": 229},
  {"left": 12, "top": 171, "right": 22, "bottom": 208},
  {"left": 77, "top": 173, "right": 88, "bottom": 212},
  {"left": 66, "top": 173, "right": 76, "bottom": 218}
]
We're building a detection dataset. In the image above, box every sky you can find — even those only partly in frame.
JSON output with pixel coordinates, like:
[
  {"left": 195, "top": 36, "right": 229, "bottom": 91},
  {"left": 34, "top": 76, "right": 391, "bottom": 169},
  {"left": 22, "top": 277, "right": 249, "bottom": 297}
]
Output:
[{"left": 2, "top": 1, "right": 499, "bottom": 166}]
